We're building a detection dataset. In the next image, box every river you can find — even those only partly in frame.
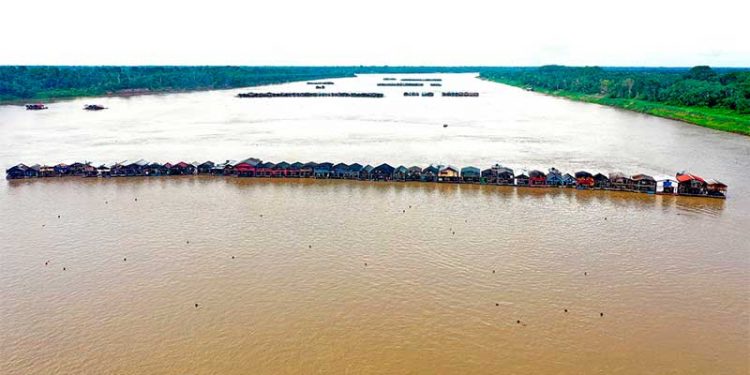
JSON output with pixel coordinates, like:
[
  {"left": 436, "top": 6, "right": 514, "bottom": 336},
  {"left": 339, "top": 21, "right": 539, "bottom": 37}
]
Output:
[{"left": 0, "top": 73, "right": 748, "bottom": 374}]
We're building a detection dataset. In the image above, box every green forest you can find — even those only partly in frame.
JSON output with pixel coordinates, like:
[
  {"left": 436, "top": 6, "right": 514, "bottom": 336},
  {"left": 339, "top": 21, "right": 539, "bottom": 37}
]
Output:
[
  {"left": 1, "top": 65, "right": 749, "bottom": 135},
  {"left": 480, "top": 65, "right": 750, "bottom": 135},
  {"left": 0, "top": 66, "right": 479, "bottom": 102}
]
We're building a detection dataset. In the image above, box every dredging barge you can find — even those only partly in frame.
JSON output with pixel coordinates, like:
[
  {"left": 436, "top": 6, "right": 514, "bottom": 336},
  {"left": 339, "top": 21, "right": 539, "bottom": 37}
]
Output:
[{"left": 5, "top": 160, "right": 727, "bottom": 199}]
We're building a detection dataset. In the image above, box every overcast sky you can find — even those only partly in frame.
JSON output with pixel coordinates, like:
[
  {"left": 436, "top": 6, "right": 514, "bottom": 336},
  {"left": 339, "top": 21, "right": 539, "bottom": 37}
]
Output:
[{"left": 2, "top": 0, "right": 748, "bottom": 66}]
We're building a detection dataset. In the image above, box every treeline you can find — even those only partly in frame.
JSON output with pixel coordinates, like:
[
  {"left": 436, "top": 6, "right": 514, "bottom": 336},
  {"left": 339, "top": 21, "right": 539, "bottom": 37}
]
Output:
[
  {"left": 0, "top": 66, "right": 356, "bottom": 101},
  {"left": 480, "top": 65, "right": 750, "bottom": 114},
  {"left": 0, "top": 66, "right": 481, "bottom": 102}
]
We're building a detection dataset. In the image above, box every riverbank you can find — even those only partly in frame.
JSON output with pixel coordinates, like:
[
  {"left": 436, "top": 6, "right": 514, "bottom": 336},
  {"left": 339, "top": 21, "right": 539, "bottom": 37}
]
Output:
[{"left": 482, "top": 77, "right": 750, "bottom": 136}]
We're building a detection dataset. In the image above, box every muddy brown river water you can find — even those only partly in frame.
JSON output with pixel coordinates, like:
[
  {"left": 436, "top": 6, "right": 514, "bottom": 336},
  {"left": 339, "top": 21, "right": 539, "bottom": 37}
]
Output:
[{"left": 1, "top": 74, "right": 748, "bottom": 374}]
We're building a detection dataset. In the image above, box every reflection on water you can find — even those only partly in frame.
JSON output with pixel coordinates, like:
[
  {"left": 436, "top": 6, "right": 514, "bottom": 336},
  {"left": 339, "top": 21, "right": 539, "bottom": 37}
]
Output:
[{"left": 0, "top": 74, "right": 748, "bottom": 374}]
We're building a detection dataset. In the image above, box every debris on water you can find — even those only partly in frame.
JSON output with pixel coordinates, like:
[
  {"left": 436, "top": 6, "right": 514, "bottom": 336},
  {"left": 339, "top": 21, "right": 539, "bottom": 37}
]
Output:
[
  {"left": 195, "top": 303, "right": 199, "bottom": 308},
  {"left": 600, "top": 312, "right": 604, "bottom": 317},
  {"left": 135, "top": 198, "right": 138, "bottom": 202},
  {"left": 443, "top": 124, "right": 448, "bottom": 128},
  {"left": 495, "top": 303, "right": 499, "bottom": 306},
  {"left": 63, "top": 267, "right": 66, "bottom": 271},
  {"left": 232, "top": 256, "right": 235, "bottom": 259},
  {"left": 564, "top": 309, "right": 568, "bottom": 313},
  {"left": 492, "top": 270, "right": 495, "bottom": 273},
  {"left": 309, "top": 245, "right": 312, "bottom": 249},
  {"left": 364, "top": 262, "right": 368, "bottom": 267},
  {"left": 584, "top": 272, "right": 587, "bottom": 276},
  {"left": 45, "top": 261, "right": 49, "bottom": 266},
  {"left": 516, "top": 320, "right": 520, "bottom": 324},
  {"left": 186, "top": 240, "right": 190, "bottom": 244},
  {"left": 123, "top": 257, "right": 127, "bottom": 261},
  {"left": 57, "top": 215, "right": 60, "bottom": 219}
]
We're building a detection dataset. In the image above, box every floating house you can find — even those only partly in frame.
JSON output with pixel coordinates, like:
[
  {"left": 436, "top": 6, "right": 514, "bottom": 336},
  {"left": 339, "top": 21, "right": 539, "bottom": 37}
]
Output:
[
  {"left": 39, "top": 165, "right": 56, "bottom": 178},
  {"left": 562, "top": 173, "right": 576, "bottom": 186},
  {"left": 656, "top": 178, "right": 677, "bottom": 194},
  {"left": 314, "top": 162, "right": 333, "bottom": 178},
  {"left": 145, "top": 162, "right": 167, "bottom": 176},
  {"left": 407, "top": 166, "right": 423, "bottom": 181},
  {"left": 705, "top": 179, "right": 727, "bottom": 197},
  {"left": 394, "top": 166, "right": 409, "bottom": 181},
  {"left": 257, "top": 162, "right": 275, "bottom": 177},
  {"left": 481, "top": 164, "right": 514, "bottom": 184},
  {"left": 461, "top": 166, "right": 481, "bottom": 183},
  {"left": 234, "top": 162, "right": 257, "bottom": 177},
  {"left": 81, "top": 163, "right": 98, "bottom": 177},
  {"left": 546, "top": 168, "right": 563, "bottom": 186},
  {"left": 631, "top": 174, "right": 656, "bottom": 193},
  {"left": 125, "top": 159, "right": 149, "bottom": 176},
  {"left": 372, "top": 163, "right": 395, "bottom": 180},
  {"left": 574, "top": 171, "right": 594, "bottom": 189},
  {"left": 332, "top": 163, "right": 350, "bottom": 179},
  {"left": 360, "top": 165, "right": 374, "bottom": 180},
  {"left": 97, "top": 164, "right": 111, "bottom": 177},
  {"left": 593, "top": 173, "right": 610, "bottom": 189},
  {"left": 54, "top": 163, "right": 71, "bottom": 176},
  {"left": 422, "top": 165, "right": 439, "bottom": 182},
  {"left": 609, "top": 172, "right": 631, "bottom": 190},
  {"left": 169, "top": 161, "right": 196, "bottom": 175},
  {"left": 197, "top": 161, "right": 215, "bottom": 174},
  {"left": 528, "top": 170, "right": 547, "bottom": 186},
  {"left": 5, "top": 164, "right": 35, "bottom": 179},
  {"left": 300, "top": 162, "right": 316, "bottom": 178},
  {"left": 676, "top": 173, "right": 706, "bottom": 195},
  {"left": 273, "top": 162, "right": 291, "bottom": 177},
  {"left": 438, "top": 166, "right": 460, "bottom": 182},
  {"left": 211, "top": 160, "right": 236, "bottom": 175},
  {"left": 515, "top": 172, "right": 530, "bottom": 186},
  {"left": 69, "top": 162, "right": 88, "bottom": 176},
  {"left": 286, "top": 162, "right": 301, "bottom": 177},
  {"left": 346, "top": 163, "right": 363, "bottom": 179}
]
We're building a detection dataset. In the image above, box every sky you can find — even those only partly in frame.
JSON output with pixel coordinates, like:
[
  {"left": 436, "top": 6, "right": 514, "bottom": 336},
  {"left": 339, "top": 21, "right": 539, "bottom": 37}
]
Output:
[{"left": 2, "top": 0, "right": 748, "bottom": 67}]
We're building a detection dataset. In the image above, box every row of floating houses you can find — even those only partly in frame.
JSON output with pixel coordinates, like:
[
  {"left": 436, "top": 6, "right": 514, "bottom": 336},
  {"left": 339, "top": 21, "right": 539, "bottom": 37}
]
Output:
[{"left": 5, "top": 160, "right": 727, "bottom": 198}]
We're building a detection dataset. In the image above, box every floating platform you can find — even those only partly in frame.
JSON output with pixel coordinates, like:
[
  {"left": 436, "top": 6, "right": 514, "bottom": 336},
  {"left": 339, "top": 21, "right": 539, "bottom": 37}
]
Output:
[{"left": 237, "top": 92, "right": 384, "bottom": 98}]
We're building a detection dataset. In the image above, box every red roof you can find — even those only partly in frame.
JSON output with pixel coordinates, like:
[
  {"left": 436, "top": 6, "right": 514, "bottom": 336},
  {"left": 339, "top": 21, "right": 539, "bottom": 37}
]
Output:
[{"left": 676, "top": 173, "right": 704, "bottom": 183}]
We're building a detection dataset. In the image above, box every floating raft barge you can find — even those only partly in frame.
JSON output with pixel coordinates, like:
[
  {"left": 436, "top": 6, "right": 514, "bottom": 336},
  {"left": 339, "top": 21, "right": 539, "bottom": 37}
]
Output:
[
  {"left": 377, "top": 83, "right": 424, "bottom": 87},
  {"left": 307, "top": 81, "right": 334, "bottom": 85},
  {"left": 5, "top": 161, "right": 727, "bottom": 199},
  {"left": 237, "top": 92, "right": 384, "bottom": 98}
]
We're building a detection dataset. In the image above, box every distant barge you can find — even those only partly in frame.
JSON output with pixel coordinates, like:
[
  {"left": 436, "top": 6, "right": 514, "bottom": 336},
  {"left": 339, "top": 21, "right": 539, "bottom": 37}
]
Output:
[
  {"left": 25, "top": 103, "right": 48, "bottom": 110},
  {"left": 6, "top": 161, "right": 727, "bottom": 199},
  {"left": 442, "top": 92, "right": 479, "bottom": 97},
  {"left": 84, "top": 104, "right": 106, "bottom": 111},
  {"left": 307, "top": 81, "right": 334, "bottom": 85},
  {"left": 237, "top": 92, "right": 384, "bottom": 98},
  {"left": 377, "top": 83, "right": 424, "bottom": 87},
  {"left": 401, "top": 78, "right": 442, "bottom": 82}
]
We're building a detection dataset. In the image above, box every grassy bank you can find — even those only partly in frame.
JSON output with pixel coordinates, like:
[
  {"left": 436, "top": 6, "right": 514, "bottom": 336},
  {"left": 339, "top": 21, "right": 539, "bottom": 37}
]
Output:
[{"left": 483, "top": 77, "right": 750, "bottom": 136}]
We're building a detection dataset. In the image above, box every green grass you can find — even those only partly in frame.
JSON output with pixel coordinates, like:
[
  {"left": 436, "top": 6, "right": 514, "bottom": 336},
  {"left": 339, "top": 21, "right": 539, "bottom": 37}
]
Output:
[{"left": 483, "top": 78, "right": 750, "bottom": 136}]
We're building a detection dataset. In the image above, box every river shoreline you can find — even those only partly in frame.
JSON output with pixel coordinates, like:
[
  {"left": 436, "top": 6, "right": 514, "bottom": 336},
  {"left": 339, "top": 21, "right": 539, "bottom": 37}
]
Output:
[{"left": 480, "top": 77, "right": 750, "bottom": 136}]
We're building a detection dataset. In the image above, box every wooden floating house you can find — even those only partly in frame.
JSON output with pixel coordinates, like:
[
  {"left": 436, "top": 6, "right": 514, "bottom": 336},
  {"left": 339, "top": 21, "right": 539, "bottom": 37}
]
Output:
[
  {"left": 394, "top": 166, "right": 409, "bottom": 181},
  {"left": 372, "top": 163, "right": 395, "bottom": 181},
  {"left": 461, "top": 166, "right": 481, "bottom": 183},
  {"left": 515, "top": 172, "right": 530, "bottom": 186},
  {"left": 546, "top": 168, "right": 563, "bottom": 186},
  {"left": 593, "top": 173, "right": 610, "bottom": 189},
  {"left": 575, "top": 171, "right": 594, "bottom": 189},
  {"left": 481, "top": 164, "right": 514, "bottom": 185},
  {"left": 407, "top": 166, "right": 423, "bottom": 181},
  {"left": 631, "top": 174, "right": 656, "bottom": 193},
  {"left": 438, "top": 166, "right": 459, "bottom": 182},
  {"left": 529, "top": 170, "right": 547, "bottom": 186}
]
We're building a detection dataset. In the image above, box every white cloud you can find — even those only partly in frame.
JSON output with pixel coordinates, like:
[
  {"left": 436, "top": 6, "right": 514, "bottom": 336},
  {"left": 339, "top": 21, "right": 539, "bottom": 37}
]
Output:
[{"left": 1, "top": 0, "right": 748, "bottom": 66}]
